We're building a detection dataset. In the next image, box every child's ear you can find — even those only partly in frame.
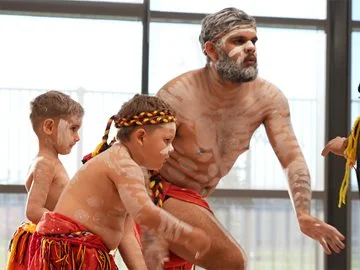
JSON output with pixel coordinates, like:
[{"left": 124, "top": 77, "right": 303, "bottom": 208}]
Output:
[
  {"left": 43, "top": 119, "right": 55, "bottom": 135},
  {"left": 134, "top": 128, "right": 146, "bottom": 146}
]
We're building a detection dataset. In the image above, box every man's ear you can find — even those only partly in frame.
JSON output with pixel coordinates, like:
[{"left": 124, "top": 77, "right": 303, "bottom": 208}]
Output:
[
  {"left": 204, "top": 41, "right": 219, "bottom": 62},
  {"left": 133, "top": 128, "right": 146, "bottom": 146},
  {"left": 43, "top": 119, "right": 55, "bottom": 135}
]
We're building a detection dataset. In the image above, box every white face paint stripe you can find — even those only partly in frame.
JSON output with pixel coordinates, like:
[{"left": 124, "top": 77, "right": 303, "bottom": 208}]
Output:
[
  {"left": 160, "top": 144, "right": 173, "bottom": 156},
  {"left": 159, "top": 123, "right": 176, "bottom": 156},
  {"left": 214, "top": 28, "right": 257, "bottom": 68},
  {"left": 228, "top": 46, "right": 247, "bottom": 65},
  {"left": 57, "top": 119, "right": 77, "bottom": 149}
]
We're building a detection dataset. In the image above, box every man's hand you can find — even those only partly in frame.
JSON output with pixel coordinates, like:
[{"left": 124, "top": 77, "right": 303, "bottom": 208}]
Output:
[
  {"left": 321, "top": 136, "right": 348, "bottom": 157},
  {"left": 298, "top": 214, "right": 345, "bottom": 255}
]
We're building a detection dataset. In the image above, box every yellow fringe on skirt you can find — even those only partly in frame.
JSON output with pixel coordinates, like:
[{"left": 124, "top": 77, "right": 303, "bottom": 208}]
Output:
[{"left": 6, "top": 222, "right": 36, "bottom": 270}]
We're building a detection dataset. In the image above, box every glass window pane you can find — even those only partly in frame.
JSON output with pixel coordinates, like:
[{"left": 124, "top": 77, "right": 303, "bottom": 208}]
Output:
[
  {"left": 0, "top": 15, "right": 142, "bottom": 92},
  {"left": 350, "top": 32, "right": 360, "bottom": 190},
  {"left": 0, "top": 194, "right": 26, "bottom": 268},
  {"left": 354, "top": 0, "right": 360, "bottom": 21},
  {"left": 151, "top": 0, "right": 326, "bottom": 19},
  {"left": 149, "top": 23, "right": 326, "bottom": 190},
  {"left": 207, "top": 197, "right": 324, "bottom": 270},
  {"left": 0, "top": 89, "right": 138, "bottom": 184},
  {"left": 149, "top": 23, "right": 204, "bottom": 93},
  {"left": 0, "top": 15, "right": 142, "bottom": 184},
  {"left": 0, "top": 90, "right": 53, "bottom": 184}
]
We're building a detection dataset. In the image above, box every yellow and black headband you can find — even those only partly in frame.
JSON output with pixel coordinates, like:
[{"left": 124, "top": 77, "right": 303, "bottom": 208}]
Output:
[
  {"left": 82, "top": 110, "right": 176, "bottom": 164},
  {"left": 116, "top": 110, "right": 176, "bottom": 127}
]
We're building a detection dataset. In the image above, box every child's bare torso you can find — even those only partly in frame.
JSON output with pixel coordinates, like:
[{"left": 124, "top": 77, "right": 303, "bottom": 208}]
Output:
[
  {"left": 55, "top": 142, "right": 214, "bottom": 252},
  {"left": 54, "top": 148, "right": 128, "bottom": 249},
  {"left": 25, "top": 156, "right": 69, "bottom": 211},
  {"left": 54, "top": 142, "right": 170, "bottom": 251}
]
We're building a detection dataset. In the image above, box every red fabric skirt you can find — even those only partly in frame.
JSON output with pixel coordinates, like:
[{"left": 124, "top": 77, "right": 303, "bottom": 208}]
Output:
[{"left": 28, "top": 212, "right": 117, "bottom": 270}]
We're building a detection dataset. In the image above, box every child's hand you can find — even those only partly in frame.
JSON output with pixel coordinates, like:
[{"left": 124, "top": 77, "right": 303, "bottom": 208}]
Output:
[
  {"left": 142, "top": 232, "right": 169, "bottom": 270},
  {"left": 321, "top": 136, "right": 348, "bottom": 157}
]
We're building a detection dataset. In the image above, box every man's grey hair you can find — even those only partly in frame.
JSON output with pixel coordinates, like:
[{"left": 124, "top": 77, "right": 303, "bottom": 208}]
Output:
[{"left": 199, "top": 7, "right": 256, "bottom": 60}]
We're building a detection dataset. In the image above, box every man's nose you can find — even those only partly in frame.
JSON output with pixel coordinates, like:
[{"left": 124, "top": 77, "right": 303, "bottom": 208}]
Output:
[{"left": 245, "top": 41, "right": 256, "bottom": 53}]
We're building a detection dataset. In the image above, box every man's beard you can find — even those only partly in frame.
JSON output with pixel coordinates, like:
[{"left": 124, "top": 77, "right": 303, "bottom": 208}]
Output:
[{"left": 215, "top": 50, "right": 258, "bottom": 83}]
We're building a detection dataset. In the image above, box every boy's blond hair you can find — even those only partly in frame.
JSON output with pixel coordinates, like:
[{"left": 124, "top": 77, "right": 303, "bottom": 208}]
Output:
[{"left": 30, "top": 90, "right": 84, "bottom": 132}]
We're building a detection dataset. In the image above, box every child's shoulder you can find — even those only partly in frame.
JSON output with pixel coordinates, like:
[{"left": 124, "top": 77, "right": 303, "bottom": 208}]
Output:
[
  {"left": 35, "top": 154, "right": 59, "bottom": 164},
  {"left": 25, "top": 156, "right": 60, "bottom": 190},
  {"left": 106, "top": 144, "right": 144, "bottom": 177},
  {"left": 30, "top": 155, "right": 59, "bottom": 172},
  {"left": 109, "top": 144, "right": 139, "bottom": 165}
]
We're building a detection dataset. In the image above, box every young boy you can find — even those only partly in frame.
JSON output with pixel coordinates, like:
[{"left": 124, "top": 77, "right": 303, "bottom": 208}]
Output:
[
  {"left": 28, "top": 94, "right": 211, "bottom": 270},
  {"left": 6, "top": 90, "right": 84, "bottom": 270}
]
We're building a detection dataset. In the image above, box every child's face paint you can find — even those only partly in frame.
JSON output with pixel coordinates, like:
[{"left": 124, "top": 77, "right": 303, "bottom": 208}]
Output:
[
  {"left": 141, "top": 122, "right": 176, "bottom": 170},
  {"left": 55, "top": 116, "right": 82, "bottom": 154}
]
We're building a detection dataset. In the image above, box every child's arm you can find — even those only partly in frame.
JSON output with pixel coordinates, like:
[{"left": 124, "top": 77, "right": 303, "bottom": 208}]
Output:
[
  {"left": 118, "top": 214, "right": 147, "bottom": 270},
  {"left": 26, "top": 158, "right": 56, "bottom": 224},
  {"left": 109, "top": 160, "right": 210, "bottom": 260}
]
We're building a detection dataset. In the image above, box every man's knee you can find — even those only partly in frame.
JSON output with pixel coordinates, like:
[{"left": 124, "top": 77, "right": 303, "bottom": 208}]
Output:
[{"left": 225, "top": 249, "right": 247, "bottom": 270}]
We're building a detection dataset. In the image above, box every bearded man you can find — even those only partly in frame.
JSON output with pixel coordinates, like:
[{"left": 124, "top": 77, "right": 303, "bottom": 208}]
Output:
[{"left": 142, "top": 7, "right": 345, "bottom": 270}]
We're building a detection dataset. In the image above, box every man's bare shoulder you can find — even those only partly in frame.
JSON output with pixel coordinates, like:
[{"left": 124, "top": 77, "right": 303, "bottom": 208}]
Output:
[
  {"left": 252, "top": 77, "right": 291, "bottom": 123},
  {"left": 251, "top": 77, "right": 288, "bottom": 103},
  {"left": 252, "top": 76, "right": 281, "bottom": 92},
  {"left": 157, "top": 67, "right": 206, "bottom": 96}
]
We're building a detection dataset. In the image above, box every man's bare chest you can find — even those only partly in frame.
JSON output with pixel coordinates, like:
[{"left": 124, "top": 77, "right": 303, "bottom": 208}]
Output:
[{"left": 180, "top": 106, "right": 262, "bottom": 155}]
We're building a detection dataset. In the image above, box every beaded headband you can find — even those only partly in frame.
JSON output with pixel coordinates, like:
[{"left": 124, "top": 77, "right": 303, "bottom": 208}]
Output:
[
  {"left": 116, "top": 110, "right": 176, "bottom": 127},
  {"left": 81, "top": 110, "right": 176, "bottom": 164}
]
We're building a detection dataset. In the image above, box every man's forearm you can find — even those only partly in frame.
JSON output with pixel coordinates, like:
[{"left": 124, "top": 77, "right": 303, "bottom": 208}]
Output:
[{"left": 286, "top": 160, "right": 312, "bottom": 217}]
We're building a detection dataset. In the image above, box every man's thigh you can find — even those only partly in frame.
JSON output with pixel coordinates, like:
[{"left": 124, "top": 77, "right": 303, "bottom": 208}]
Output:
[{"left": 163, "top": 197, "right": 247, "bottom": 270}]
